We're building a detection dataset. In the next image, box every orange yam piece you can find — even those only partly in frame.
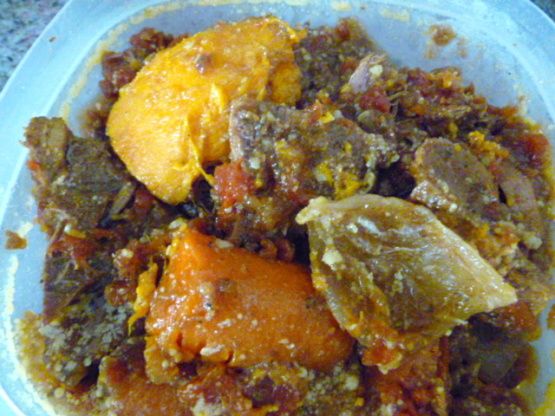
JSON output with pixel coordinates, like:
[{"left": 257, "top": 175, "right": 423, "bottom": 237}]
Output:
[
  {"left": 107, "top": 17, "right": 303, "bottom": 204},
  {"left": 146, "top": 226, "right": 353, "bottom": 371}
]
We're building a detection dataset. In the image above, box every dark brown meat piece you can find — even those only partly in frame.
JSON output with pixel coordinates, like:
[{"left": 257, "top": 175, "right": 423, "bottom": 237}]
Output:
[
  {"left": 229, "top": 99, "right": 396, "bottom": 199},
  {"left": 448, "top": 321, "right": 530, "bottom": 416},
  {"left": 43, "top": 236, "right": 101, "bottom": 321},
  {"left": 25, "top": 117, "right": 131, "bottom": 231},
  {"left": 491, "top": 160, "right": 545, "bottom": 249},
  {"left": 410, "top": 138, "right": 501, "bottom": 222},
  {"left": 504, "top": 255, "right": 555, "bottom": 314},
  {"left": 25, "top": 118, "right": 178, "bottom": 387},
  {"left": 295, "top": 19, "right": 375, "bottom": 104},
  {"left": 408, "top": 138, "right": 525, "bottom": 273},
  {"left": 41, "top": 291, "right": 130, "bottom": 387},
  {"left": 214, "top": 98, "right": 397, "bottom": 242}
]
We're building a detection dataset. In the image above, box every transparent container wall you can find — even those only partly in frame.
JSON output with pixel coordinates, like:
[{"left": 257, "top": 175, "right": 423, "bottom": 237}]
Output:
[{"left": 0, "top": 0, "right": 554, "bottom": 415}]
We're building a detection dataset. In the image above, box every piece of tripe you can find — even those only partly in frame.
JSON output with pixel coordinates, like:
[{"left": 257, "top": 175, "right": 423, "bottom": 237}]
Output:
[
  {"left": 296, "top": 194, "right": 517, "bottom": 372},
  {"left": 107, "top": 17, "right": 303, "bottom": 204}
]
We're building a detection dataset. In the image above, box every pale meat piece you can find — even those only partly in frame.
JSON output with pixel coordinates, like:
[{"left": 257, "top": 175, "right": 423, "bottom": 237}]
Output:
[{"left": 297, "top": 194, "right": 517, "bottom": 372}]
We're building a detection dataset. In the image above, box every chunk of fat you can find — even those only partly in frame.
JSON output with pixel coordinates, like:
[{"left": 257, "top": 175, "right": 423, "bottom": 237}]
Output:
[{"left": 297, "top": 195, "right": 517, "bottom": 372}]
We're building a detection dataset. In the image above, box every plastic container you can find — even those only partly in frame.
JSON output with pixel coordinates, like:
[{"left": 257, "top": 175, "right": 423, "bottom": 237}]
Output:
[{"left": 0, "top": 0, "right": 554, "bottom": 414}]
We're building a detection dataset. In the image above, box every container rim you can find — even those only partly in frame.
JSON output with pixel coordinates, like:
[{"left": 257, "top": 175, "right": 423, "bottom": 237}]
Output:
[{"left": 0, "top": 0, "right": 554, "bottom": 415}]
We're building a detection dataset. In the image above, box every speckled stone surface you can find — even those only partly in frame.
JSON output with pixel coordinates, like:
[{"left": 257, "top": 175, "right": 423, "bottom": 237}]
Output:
[
  {"left": 0, "top": 0, "right": 67, "bottom": 90},
  {"left": 0, "top": 0, "right": 554, "bottom": 92}
]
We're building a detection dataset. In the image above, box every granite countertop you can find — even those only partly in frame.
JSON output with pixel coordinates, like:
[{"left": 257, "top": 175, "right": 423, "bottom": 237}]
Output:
[
  {"left": 0, "top": 0, "right": 68, "bottom": 89},
  {"left": 0, "top": 0, "right": 554, "bottom": 91}
]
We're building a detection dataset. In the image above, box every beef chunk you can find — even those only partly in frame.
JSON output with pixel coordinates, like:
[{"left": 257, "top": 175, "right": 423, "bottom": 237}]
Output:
[
  {"left": 214, "top": 99, "right": 397, "bottom": 242},
  {"left": 491, "top": 160, "right": 545, "bottom": 249},
  {"left": 43, "top": 236, "right": 101, "bottom": 321},
  {"left": 229, "top": 99, "right": 396, "bottom": 200},
  {"left": 448, "top": 322, "right": 530, "bottom": 416},
  {"left": 25, "top": 117, "right": 131, "bottom": 231},
  {"left": 25, "top": 118, "right": 178, "bottom": 387},
  {"left": 409, "top": 138, "right": 523, "bottom": 273},
  {"left": 295, "top": 19, "right": 375, "bottom": 104},
  {"left": 41, "top": 292, "right": 130, "bottom": 387},
  {"left": 410, "top": 138, "right": 501, "bottom": 222},
  {"left": 25, "top": 117, "right": 69, "bottom": 182}
]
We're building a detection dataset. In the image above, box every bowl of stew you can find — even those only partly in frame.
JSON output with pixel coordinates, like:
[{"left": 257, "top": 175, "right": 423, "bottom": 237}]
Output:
[{"left": 0, "top": 1, "right": 554, "bottom": 415}]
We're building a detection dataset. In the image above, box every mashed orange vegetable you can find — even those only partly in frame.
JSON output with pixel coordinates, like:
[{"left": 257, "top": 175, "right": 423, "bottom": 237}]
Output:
[
  {"left": 107, "top": 17, "right": 303, "bottom": 204},
  {"left": 145, "top": 225, "right": 353, "bottom": 371}
]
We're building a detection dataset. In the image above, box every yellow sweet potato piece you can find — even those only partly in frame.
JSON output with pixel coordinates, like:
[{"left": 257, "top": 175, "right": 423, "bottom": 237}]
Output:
[
  {"left": 145, "top": 225, "right": 353, "bottom": 371},
  {"left": 107, "top": 17, "right": 303, "bottom": 204}
]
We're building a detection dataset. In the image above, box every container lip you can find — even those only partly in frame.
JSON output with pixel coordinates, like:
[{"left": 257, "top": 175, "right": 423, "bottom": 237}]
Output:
[
  {"left": 0, "top": 386, "right": 24, "bottom": 416},
  {"left": 524, "top": 0, "right": 555, "bottom": 32},
  {"left": 1, "top": 0, "right": 555, "bottom": 415}
]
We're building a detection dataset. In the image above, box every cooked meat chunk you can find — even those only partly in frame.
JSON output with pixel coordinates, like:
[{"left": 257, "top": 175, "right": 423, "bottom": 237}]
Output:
[
  {"left": 24, "top": 118, "right": 179, "bottom": 388},
  {"left": 410, "top": 138, "right": 500, "bottom": 221},
  {"left": 25, "top": 117, "right": 130, "bottom": 231},
  {"left": 409, "top": 138, "right": 523, "bottom": 272},
  {"left": 214, "top": 98, "right": 397, "bottom": 241},
  {"left": 295, "top": 19, "right": 375, "bottom": 104},
  {"left": 297, "top": 195, "right": 517, "bottom": 372},
  {"left": 25, "top": 117, "right": 69, "bottom": 183},
  {"left": 491, "top": 160, "right": 545, "bottom": 248},
  {"left": 43, "top": 234, "right": 106, "bottom": 321},
  {"left": 230, "top": 99, "right": 396, "bottom": 199},
  {"left": 504, "top": 255, "right": 555, "bottom": 314},
  {"left": 41, "top": 293, "right": 130, "bottom": 387},
  {"left": 448, "top": 320, "right": 531, "bottom": 416}
]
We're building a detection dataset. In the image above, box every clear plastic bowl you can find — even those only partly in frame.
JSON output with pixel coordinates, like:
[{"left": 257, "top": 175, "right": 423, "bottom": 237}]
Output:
[{"left": 1, "top": 0, "right": 554, "bottom": 414}]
